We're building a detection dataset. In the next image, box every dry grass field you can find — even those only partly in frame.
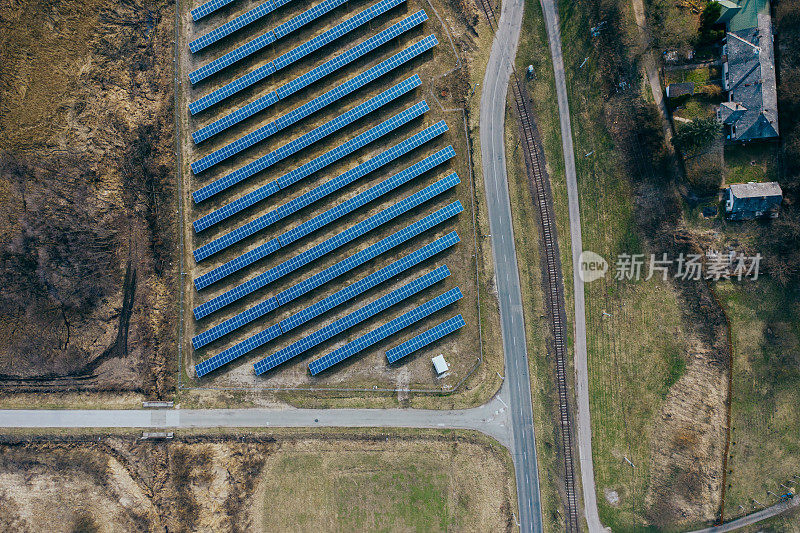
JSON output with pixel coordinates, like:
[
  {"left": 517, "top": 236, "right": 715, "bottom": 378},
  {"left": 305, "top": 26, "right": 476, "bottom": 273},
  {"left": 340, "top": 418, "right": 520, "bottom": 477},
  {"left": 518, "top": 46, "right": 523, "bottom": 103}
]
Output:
[
  {"left": 0, "top": 430, "right": 516, "bottom": 532},
  {"left": 179, "top": 0, "right": 498, "bottom": 401},
  {"left": 0, "top": 0, "right": 177, "bottom": 399}
]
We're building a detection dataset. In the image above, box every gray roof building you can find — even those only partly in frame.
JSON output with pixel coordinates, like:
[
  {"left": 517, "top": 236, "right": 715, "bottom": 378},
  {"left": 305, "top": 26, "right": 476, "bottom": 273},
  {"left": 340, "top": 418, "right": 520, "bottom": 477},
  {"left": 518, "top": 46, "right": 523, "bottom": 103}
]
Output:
[
  {"left": 718, "top": 3, "right": 779, "bottom": 142},
  {"left": 724, "top": 181, "right": 782, "bottom": 219}
]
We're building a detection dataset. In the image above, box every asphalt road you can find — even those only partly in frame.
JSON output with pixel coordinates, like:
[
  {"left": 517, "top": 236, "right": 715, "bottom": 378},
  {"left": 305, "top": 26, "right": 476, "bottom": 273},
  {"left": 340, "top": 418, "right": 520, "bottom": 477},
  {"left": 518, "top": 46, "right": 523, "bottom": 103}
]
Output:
[
  {"left": 536, "top": 0, "right": 602, "bottom": 529},
  {"left": 0, "top": 392, "right": 512, "bottom": 447},
  {"left": 479, "top": 0, "right": 544, "bottom": 530}
]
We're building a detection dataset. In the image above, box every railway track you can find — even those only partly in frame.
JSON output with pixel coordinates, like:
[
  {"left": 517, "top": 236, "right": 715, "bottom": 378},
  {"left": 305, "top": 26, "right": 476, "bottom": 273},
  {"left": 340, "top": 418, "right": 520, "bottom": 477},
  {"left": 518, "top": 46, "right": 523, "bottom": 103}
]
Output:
[{"left": 477, "top": 0, "right": 580, "bottom": 530}]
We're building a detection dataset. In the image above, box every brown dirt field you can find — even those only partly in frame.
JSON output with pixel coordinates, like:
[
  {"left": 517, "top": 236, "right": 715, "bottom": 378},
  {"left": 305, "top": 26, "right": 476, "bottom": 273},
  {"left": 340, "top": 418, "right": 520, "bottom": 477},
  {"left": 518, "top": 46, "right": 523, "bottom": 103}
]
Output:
[
  {"left": 0, "top": 0, "right": 177, "bottom": 396},
  {"left": 179, "top": 0, "right": 499, "bottom": 402},
  {"left": 0, "top": 430, "right": 515, "bottom": 532}
]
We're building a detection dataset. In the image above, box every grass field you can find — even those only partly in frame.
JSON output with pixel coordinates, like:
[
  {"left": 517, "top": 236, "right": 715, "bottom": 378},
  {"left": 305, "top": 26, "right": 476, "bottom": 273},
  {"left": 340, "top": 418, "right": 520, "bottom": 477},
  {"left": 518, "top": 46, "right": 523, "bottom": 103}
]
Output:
[
  {"left": 715, "top": 279, "right": 800, "bottom": 519},
  {"left": 0, "top": 429, "right": 516, "bottom": 532},
  {"left": 255, "top": 433, "right": 516, "bottom": 531},
  {"left": 543, "top": 0, "right": 720, "bottom": 528}
]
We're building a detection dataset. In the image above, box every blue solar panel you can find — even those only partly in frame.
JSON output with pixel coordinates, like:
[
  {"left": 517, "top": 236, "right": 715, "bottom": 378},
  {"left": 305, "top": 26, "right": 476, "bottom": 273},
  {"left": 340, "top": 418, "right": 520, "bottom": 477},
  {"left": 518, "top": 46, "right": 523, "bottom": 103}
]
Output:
[
  {"left": 192, "top": 105, "right": 435, "bottom": 240},
  {"left": 253, "top": 265, "right": 449, "bottom": 374},
  {"left": 277, "top": 201, "right": 463, "bottom": 304},
  {"left": 188, "top": 0, "right": 349, "bottom": 85},
  {"left": 277, "top": 10, "right": 428, "bottom": 100},
  {"left": 281, "top": 231, "right": 459, "bottom": 333},
  {"left": 191, "top": 0, "right": 236, "bottom": 21},
  {"left": 195, "top": 151, "right": 455, "bottom": 289},
  {"left": 190, "top": 0, "right": 289, "bottom": 53},
  {"left": 192, "top": 75, "right": 421, "bottom": 202},
  {"left": 190, "top": 36, "right": 436, "bottom": 173},
  {"left": 195, "top": 207, "right": 460, "bottom": 344},
  {"left": 192, "top": 174, "right": 458, "bottom": 320},
  {"left": 308, "top": 287, "right": 462, "bottom": 374},
  {"left": 195, "top": 323, "right": 282, "bottom": 377},
  {"left": 192, "top": 297, "right": 280, "bottom": 350},
  {"left": 386, "top": 314, "right": 465, "bottom": 363}
]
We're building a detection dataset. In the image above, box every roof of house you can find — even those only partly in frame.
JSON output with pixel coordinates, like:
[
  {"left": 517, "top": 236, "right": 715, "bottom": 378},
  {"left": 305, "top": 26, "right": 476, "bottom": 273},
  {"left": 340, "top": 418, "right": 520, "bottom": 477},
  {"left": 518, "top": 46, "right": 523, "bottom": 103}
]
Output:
[
  {"left": 724, "top": 21, "right": 779, "bottom": 141},
  {"left": 666, "top": 82, "right": 695, "bottom": 98},
  {"left": 730, "top": 181, "right": 782, "bottom": 198}
]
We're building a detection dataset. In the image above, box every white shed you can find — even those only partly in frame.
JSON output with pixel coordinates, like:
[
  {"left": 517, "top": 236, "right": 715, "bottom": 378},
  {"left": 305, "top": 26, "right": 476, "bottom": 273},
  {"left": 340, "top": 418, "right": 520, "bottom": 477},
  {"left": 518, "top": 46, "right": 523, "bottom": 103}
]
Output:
[{"left": 431, "top": 354, "right": 449, "bottom": 375}]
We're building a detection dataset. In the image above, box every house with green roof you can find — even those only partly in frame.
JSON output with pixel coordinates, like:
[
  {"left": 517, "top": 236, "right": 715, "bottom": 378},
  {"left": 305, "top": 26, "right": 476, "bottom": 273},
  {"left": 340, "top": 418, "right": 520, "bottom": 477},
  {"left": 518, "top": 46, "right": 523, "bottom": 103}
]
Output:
[{"left": 715, "top": 0, "right": 779, "bottom": 142}]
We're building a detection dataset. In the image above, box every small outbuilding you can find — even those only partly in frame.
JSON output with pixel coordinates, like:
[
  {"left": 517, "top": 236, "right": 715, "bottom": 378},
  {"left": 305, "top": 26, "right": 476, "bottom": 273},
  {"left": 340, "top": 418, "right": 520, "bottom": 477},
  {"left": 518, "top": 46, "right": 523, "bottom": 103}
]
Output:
[
  {"left": 431, "top": 354, "right": 449, "bottom": 376},
  {"left": 666, "top": 82, "right": 695, "bottom": 98},
  {"left": 724, "top": 181, "right": 782, "bottom": 220}
]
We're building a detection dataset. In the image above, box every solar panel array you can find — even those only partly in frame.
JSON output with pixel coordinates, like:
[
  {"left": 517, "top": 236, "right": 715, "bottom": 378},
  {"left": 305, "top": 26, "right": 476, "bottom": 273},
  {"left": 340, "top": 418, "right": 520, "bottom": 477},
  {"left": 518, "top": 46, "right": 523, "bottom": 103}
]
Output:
[
  {"left": 191, "top": 0, "right": 236, "bottom": 22},
  {"left": 195, "top": 240, "right": 457, "bottom": 375},
  {"left": 277, "top": 201, "right": 462, "bottom": 304},
  {"left": 386, "top": 313, "right": 465, "bottom": 363},
  {"left": 187, "top": 0, "right": 467, "bottom": 378},
  {"left": 191, "top": 208, "right": 460, "bottom": 351},
  {"left": 192, "top": 173, "right": 459, "bottom": 320},
  {"left": 190, "top": 0, "right": 287, "bottom": 53},
  {"left": 192, "top": 75, "right": 420, "bottom": 201},
  {"left": 188, "top": 0, "right": 350, "bottom": 85},
  {"left": 190, "top": 36, "right": 437, "bottom": 174},
  {"left": 192, "top": 104, "right": 435, "bottom": 240},
  {"left": 195, "top": 149, "right": 455, "bottom": 290},
  {"left": 191, "top": 17, "right": 431, "bottom": 143},
  {"left": 281, "top": 231, "right": 460, "bottom": 333},
  {"left": 253, "top": 265, "right": 449, "bottom": 374},
  {"left": 309, "top": 286, "right": 463, "bottom": 375}
]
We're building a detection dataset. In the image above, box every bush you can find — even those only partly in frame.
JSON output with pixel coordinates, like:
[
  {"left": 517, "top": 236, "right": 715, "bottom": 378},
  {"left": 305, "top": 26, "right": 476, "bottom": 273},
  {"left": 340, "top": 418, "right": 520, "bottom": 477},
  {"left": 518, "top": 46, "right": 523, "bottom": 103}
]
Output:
[
  {"left": 673, "top": 116, "right": 721, "bottom": 151},
  {"left": 698, "top": 1, "right": 725, "bottom": 46}
]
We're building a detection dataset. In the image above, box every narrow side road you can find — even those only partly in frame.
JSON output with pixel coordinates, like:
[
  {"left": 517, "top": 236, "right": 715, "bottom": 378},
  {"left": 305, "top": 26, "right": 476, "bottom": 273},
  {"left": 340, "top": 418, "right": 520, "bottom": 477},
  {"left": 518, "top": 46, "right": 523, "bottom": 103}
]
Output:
[
  {"left": 537, "top": 0, "right": 603, "bottom": 529},
  {"left": 479, "top": 0, "right": 544, "bottom": 529}
]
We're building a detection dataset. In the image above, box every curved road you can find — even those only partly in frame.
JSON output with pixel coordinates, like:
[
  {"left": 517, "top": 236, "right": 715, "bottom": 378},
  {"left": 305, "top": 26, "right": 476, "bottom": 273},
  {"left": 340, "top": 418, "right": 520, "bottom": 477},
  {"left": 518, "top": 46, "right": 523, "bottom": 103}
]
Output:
[{"left": 479, "top": 0, "right": 544, "bottom": 530}]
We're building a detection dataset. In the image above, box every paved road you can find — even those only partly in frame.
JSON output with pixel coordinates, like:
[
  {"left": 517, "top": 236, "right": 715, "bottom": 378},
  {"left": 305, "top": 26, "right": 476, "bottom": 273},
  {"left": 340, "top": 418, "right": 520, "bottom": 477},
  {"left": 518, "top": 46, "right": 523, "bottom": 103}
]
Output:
[
  {"left": 0, "top": 391, "right": 513, "bottom": 447},
  {"left": 690, "top": 497, "right": 799, "bottom": 533},
  {"left": 479, "top": 0, "right": 544, "bottom": 531},
  {"left": 536, "top": 0, "right": 602, "bottom": 530}
]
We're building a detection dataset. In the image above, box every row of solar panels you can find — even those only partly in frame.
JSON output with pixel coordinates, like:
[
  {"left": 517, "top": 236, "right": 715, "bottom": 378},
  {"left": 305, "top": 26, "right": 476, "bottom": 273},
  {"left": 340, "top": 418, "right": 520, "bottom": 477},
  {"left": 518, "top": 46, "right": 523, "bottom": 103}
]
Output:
[
  {"left": 191, "top": 35, "right": 437, "bottom": 174},
  {"left": 193, "top": 10, "right": 428, "bottom": 144},
  {"left": 193, "top": 204, "right": 462, "bottom": 352},
  {"left": 196, "top": 233, "right": 461, "bottom": 377},
  {"left": 386, "top": 313, "right": 465, "bottom": 363},
  {"left": 191, "top": 0, "right": 236, "bottom": 22},
  {"left": 193, "top": 76, "right": 421, "bottom": 202},
  {"left": 254, "top": 264, "right": 450, "bottom": 374},
  {"left": 193, "top": 172, "right": 460, "bottom": 320},
  {"left": 194, "top": 146, "right": 457, "bottom": 291},
  {"left": 190, "top": 0, "right": 292, "bottom": 52}
]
